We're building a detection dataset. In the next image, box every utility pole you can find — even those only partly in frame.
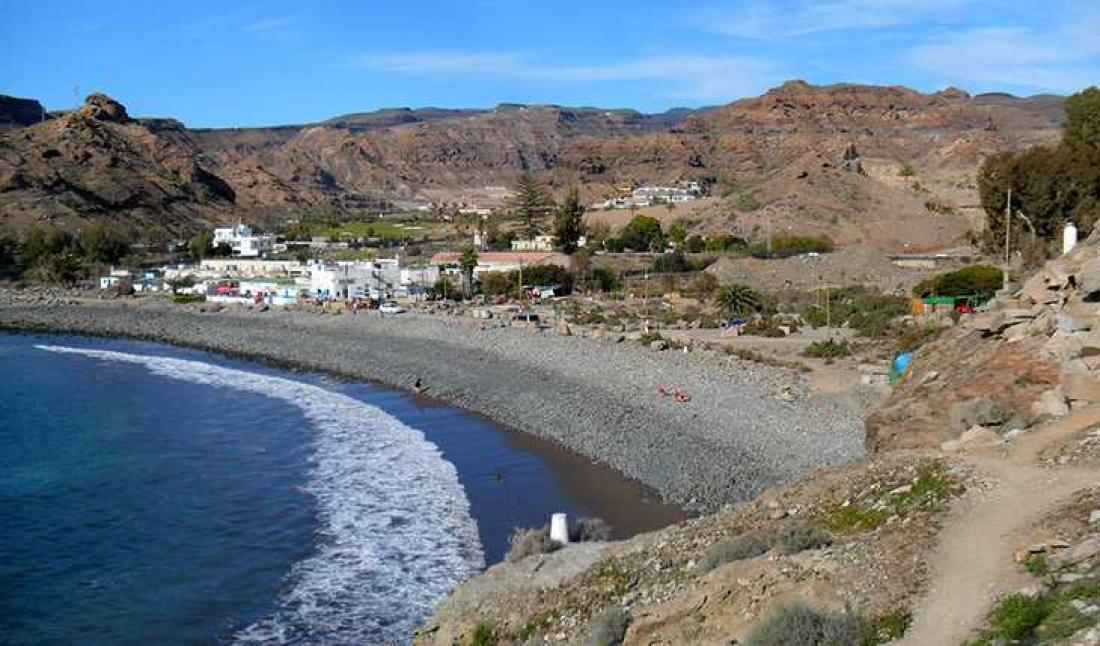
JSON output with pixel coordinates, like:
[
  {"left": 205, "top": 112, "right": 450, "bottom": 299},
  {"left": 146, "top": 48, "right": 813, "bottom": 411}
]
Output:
[{"left": 1004, "top": 188, "right": 1012, "bottom": 290}]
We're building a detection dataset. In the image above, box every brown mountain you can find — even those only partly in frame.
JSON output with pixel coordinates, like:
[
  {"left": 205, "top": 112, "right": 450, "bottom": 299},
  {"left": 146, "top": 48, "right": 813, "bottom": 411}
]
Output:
[
  {"left": 0, "top": 94, "right": 235, "bottom": 236},
  {"left": 0, "top": 83, "right": 1066, "bottom": 249}
]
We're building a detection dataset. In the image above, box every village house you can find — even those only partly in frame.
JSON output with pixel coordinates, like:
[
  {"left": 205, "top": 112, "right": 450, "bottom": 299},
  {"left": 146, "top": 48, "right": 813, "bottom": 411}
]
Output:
[
  {"left": 212, "top": 223, "right": 276, "bottom": 258},
  {"left": 511, "top": 235, "right": 557, "bottom": 252},
  {"left": 196, "top": 258, "right": 307, "bottom": 278},
  {"left": 430, "top": 251, "right": 572, "bottom": 279}
]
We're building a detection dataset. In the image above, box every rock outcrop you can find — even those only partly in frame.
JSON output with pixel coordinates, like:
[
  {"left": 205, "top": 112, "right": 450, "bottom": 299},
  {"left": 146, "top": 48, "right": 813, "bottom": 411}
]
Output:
[
  {"left": 0, "top": 95, "right": 47, "bottom": 130},
  {"left": 0, "top": 94, "right": 236, "bottom": 234},
  {"left": 868, "top": 225, "right": 1100, "bottom": 452}
]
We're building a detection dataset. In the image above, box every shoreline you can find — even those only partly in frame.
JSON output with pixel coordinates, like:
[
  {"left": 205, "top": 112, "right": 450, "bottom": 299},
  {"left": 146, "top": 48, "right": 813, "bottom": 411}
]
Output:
[{"left": 0, "top": 295, "right": 869, "bottom": 512}]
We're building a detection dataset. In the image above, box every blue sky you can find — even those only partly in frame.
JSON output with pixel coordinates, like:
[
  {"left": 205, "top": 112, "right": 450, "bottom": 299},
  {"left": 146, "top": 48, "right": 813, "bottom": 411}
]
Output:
[{"left": 2, "top": 0, "right": 1098, "bottom": 127}]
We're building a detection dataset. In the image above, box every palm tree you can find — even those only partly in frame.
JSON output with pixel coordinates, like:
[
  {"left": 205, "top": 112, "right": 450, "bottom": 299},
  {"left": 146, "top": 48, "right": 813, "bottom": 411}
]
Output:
[
  {"left": 458, "top": 245, "right": 478, "bottom": 298},
  {"left": 715, "top": 283, "right": 762, "bottom": 318}
]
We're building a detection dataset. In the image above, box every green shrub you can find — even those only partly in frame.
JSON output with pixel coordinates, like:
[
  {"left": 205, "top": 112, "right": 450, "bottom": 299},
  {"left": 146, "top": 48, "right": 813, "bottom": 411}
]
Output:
[
  {"left": 619, "top": 215, "right": 665, "bottom": 251},
  {"left": 802, "top": 339, "right": 852, "bottom": 358},
  {"left": 1026, "top": 553, "right": 1049, "bottom": 576},
  {"left": 742, "top": 317, "right": 788, "bottom": 337},
  {"left": 744, "top": 603, "right": 861, "bottom": 646},
  {"left": 697, "top": 532, "right": 771, "bottom": 573},
  {"left": 469, "top": 623, "right": 496, "bottom": 646},
  {"left": 750, "top": 235, "right": 834, "bottom": 259},
  {"left": 821, "top": 504, "right": 887, "bottom": 533},
  {"left": 973, "top": 583, "right": 1100, "bottom": 644},
  {"left": 913, "top": 265, "right": 1003, "bottom": 300},
  {"left": 860, "top": 610, "right": 912, "bottom": 645},
  {"left": 584, "top": 607, "right": 631, "bottom": 646},
  {"left": 589, "top": 267, "right": 621, "bottom": 292},
  {"left": 172, "top": 293, "right": 206, "bottom": 304},
  {"left": 984, "top": 593, "right": 1051, "bottom": 641},
  {"left": 774, "top": 524, "right": 832, "bottom": 555},
  {"left": 799, "top": 286, "right": 909, "bottom": 337},
  {"left": 705, "top": 234, "right": 749, "bottom": 253}
]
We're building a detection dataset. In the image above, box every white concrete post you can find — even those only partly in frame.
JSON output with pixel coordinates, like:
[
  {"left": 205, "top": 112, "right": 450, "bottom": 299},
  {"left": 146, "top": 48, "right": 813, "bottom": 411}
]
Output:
[
  {"left": 549, "top": 513, "right": 570, "bottom": 544},
  {"left": 1064, "top": 222, "right": 1078, "bottom": 255}
]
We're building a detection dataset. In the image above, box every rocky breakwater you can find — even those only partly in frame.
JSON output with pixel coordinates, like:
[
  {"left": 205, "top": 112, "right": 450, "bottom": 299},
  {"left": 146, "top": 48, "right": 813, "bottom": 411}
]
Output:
[{"left": 869, "top": 229, "right": 1100, "bottom": 453}]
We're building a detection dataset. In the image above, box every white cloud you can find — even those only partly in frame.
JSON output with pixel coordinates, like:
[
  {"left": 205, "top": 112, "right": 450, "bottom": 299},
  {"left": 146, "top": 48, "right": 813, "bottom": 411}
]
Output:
[
  {"left": 354, "top": 51, "right": 779, "bottom": 101},
  {"left": 908, "top": 7, "right": 1100, "bottom": 92},
  {"left": 243, "top": 17, "right": 297, "bottom": 39},
  {"left": 698, "top": 0, "right": 973, "bottom": 40}
]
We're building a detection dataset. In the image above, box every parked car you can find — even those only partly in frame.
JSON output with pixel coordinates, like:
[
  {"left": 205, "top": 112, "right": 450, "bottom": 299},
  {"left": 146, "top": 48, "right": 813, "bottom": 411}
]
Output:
[{"left": 379, "top": 302, "right": 405, "bottom": 315}]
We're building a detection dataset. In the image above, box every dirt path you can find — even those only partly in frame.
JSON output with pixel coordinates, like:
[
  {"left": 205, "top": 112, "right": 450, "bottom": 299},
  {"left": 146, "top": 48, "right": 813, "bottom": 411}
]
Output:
[{"left": 897, "top": 408, "right": 1100, "bottom": 645}]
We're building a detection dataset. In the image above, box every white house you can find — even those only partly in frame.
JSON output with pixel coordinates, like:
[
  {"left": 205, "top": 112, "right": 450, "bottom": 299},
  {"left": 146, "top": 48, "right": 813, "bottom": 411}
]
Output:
[
  {"left": 511, "top": 235, "right": 556, "bottom": 252},
  {"left": 308, "top": 259, "right": 401, "bottom": 299},
  {"left": 197, "top": 258, "right": 306, "bottom": 278},
  {"left": 430, "top": 251, "right": 571, "bottom": 279},
  {"left": 212, "top": 223, "right": 276, "bottom": 258}
]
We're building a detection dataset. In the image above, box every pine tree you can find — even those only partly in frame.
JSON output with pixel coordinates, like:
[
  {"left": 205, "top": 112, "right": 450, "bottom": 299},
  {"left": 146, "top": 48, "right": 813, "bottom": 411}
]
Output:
[
  {"left": 553, "top": 187, "right": 586, "bottom": 254},
  {"left": 511, "top": 172, "right": 553, "bottom": 240}
]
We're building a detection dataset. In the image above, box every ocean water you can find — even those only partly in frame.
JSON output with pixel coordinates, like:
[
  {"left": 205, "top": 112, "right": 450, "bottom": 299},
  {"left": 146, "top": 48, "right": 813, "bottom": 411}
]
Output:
[{"left": 0, "top": 333, "right": 681, "bottom": 645}]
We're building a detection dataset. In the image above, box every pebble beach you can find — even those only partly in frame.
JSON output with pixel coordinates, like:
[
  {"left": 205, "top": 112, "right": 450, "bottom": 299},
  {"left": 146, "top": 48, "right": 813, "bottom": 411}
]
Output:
[{"left": 0, "top": 293, "right": 868, "bottom": 512}]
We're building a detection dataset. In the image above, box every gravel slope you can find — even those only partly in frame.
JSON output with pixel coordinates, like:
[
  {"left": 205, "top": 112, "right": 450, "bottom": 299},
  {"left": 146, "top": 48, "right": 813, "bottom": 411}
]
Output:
[{"left": 0, "top": 296, "right": 867, "bottom": 512}]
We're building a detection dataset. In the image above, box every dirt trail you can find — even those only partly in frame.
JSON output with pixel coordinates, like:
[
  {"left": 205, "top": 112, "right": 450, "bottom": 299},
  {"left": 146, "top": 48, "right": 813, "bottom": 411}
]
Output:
[{"left": 897, "top": 408, "right": 1100, "bottom": 645}]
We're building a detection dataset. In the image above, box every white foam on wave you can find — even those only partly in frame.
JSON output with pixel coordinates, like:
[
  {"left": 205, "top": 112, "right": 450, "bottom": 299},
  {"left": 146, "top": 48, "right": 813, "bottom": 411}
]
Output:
[{"left": 36, "top": 344, "right": 485, "bottom": 645}]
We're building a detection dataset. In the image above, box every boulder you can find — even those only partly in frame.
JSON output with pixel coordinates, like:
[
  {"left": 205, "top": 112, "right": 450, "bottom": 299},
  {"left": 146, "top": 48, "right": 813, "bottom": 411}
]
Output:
[
  {"left": 1079, "top": 331, "right": 1100, "bottom": 357},
  {"left": 1077, "top": 259, "right": 1100, "bottom": 300},
  {"left": 949, "top": 397, "right": 1009, "bottom": 432},
  {"left": 1021, "top": 274, "right": 1059, "bottom": 305},
  {"left": 1032, "top": 387, "right": 1070, "bottom": 419},
  {"left": 1062, "top": 373, "right": 1100, "bottom": 403},
  {"left": 1049, "top": 536, "right": 1100, "bottom": 570},
  {"left": 1058, "top": 312, "right": 1093, "bottom": 333},
  {"left": 942, "top": 426, "right": 1005, "bottom": 452}
]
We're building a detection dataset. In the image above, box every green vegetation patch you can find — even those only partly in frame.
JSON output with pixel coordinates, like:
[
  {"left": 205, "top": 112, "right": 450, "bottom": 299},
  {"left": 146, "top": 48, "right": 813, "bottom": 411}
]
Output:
[
  {"left": 913, "top": 265, "right": 1003, "bottom": 301},
  {"left": 468, "top": 623, "right": 497, "bottom": 646},
  {"left": 802, "top": 339, "right": 852, "bottom": 359},
  {"left": 820, "top": 462, "right": 959, "bottom": 535},
  {"left": 968, "top": 582, "right": 1100, "bottom": 644}
]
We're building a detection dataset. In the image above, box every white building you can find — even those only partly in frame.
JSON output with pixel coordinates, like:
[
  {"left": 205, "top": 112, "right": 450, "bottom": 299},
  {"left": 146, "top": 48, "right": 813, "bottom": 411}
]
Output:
[
  {"left": 595, "top": 183, "right": 700, "bottom": 210},
  {"left": 196, "top": 258, "right": 306, "bottom": 278},
  {"left": 212, "top": 223, "right": 276, "bottom": 258},
  {"left": 511, "top": 235, "right": 556, "bottom": 252},
  {"left": 400, "top": 266, "right": 440, "bottom": 288},
  {"left": 430, "top": 251, "right": 571, "bottom": 279},
  {"left": 308, "top": 259, "right": 401, "bottom": 299}
]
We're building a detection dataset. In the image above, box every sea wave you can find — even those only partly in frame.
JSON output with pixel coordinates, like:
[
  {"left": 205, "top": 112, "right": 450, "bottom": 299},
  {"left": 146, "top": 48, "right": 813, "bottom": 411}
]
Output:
[{"left": 36, "top": 344, "right": 485, "bottom": 645}]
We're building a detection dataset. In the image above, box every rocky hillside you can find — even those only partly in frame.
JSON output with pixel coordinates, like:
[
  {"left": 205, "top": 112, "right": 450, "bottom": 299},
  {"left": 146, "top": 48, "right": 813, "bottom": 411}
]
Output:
[
  {"left": 868, "top": 222, "right": 1100, "bottom": 453},
  {"left": 0, "top": 94, "right": 236, "bottom": 235},
  {"left": 0, "top": 83, "right": 1064, "bottom": 247},
  {"left": 414, "top": 235, "right": 1100, "bottom": 645}
]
